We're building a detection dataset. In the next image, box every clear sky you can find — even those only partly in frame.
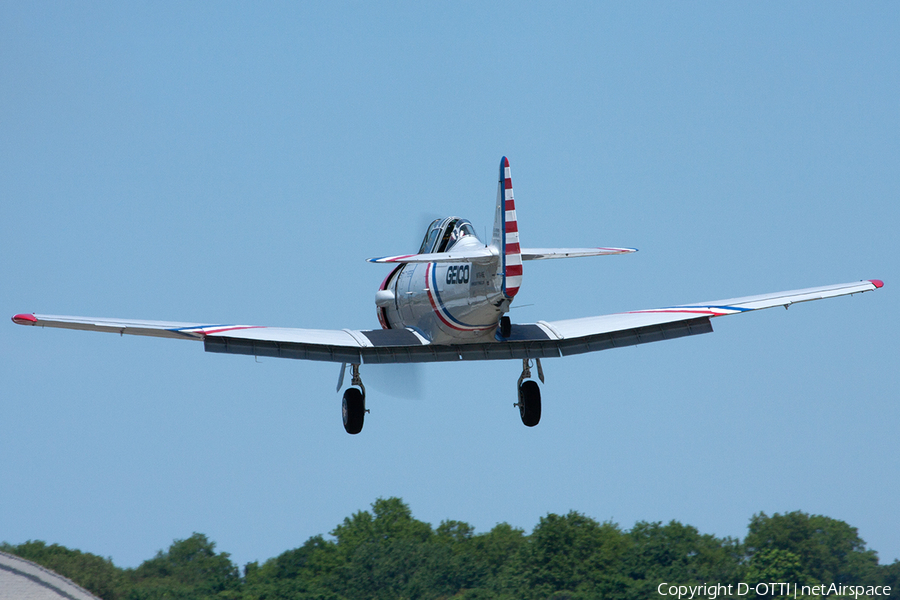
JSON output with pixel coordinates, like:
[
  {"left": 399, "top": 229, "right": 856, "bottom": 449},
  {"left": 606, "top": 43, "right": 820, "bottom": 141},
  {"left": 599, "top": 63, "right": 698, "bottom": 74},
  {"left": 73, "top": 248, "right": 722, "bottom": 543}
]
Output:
[{"left": 2, "top": 2, "right": 897, "bottom": 569}]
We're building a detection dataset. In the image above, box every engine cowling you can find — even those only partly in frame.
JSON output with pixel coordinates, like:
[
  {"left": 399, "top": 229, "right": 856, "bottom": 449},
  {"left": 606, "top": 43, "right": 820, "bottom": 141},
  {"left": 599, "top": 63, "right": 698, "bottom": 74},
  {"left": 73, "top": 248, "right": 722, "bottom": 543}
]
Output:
[{"left": 376, "top": 264, "right": 404, "bottom": 329}]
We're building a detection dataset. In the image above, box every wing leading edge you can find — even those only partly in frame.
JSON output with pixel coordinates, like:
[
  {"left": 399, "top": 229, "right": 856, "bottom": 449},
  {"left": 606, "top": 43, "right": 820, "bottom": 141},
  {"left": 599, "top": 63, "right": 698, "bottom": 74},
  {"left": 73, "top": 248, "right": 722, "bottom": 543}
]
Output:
[
  {"left": 366, "top": 246, "right": 636, "bottom": 264},
  {"left": 13, "top": 280, "right": 883, "bottom": 364}
]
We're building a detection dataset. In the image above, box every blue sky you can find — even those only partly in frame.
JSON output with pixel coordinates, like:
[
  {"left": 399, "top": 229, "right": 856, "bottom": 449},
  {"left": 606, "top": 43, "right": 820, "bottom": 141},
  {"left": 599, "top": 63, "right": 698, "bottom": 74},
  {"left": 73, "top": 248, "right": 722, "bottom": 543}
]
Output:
[{"left": 2, "top": 2, "right": 897, "bottom": 569}]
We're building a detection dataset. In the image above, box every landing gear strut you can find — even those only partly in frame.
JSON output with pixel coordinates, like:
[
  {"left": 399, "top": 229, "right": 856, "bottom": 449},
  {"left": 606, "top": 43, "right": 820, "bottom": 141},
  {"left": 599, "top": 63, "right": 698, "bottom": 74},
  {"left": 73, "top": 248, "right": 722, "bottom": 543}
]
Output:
[
  {"left": 515, "top": 358, "right": 543, "bottom": 427},
  {"left": 341, "top": 364, "right": 367, "bottom": 434}
]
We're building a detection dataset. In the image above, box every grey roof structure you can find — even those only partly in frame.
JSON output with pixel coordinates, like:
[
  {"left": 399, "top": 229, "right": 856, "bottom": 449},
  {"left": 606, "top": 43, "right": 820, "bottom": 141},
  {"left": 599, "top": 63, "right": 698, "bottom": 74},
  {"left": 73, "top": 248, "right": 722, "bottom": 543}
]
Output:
[{"left": 0, "top": 551, "right": 102, "bottom": 600}]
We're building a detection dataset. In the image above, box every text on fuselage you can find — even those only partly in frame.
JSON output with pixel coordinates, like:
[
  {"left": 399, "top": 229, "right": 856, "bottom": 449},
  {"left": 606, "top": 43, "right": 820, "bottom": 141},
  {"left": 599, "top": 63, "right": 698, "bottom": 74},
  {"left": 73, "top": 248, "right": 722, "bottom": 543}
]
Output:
[{"left": 446, "top": 264, "right": 470, "bottom": 285}]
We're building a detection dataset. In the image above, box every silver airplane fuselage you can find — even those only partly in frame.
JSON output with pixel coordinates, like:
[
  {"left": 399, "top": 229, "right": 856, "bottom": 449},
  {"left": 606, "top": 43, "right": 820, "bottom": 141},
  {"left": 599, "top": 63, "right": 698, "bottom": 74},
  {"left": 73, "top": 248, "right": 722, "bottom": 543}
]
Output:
[{"left": 375, "top": 219, "right": 509, "bottom": 345}]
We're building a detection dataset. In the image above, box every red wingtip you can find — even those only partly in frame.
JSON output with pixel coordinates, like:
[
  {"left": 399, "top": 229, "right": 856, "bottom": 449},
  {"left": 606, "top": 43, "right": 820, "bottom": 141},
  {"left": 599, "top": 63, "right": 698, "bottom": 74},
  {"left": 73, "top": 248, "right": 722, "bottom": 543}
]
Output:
[
  {"left": 12, "top": 313, "right": 37, "bottom": 325},
  {"left": 869, "top": 279, "right": 884, "bottom": 289}
]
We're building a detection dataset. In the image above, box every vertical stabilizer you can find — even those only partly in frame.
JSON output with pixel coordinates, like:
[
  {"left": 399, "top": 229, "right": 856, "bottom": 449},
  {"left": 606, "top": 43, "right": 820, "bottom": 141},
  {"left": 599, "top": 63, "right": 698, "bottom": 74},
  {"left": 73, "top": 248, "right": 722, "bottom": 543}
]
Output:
[{"left": 491, "top": 156, "right": 522, "bottom": 299}]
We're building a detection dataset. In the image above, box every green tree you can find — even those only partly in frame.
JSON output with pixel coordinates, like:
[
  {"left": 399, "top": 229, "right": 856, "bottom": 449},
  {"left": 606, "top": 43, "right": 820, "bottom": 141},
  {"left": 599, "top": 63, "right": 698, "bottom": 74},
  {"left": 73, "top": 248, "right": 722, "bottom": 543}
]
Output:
[
  {"left": 745, "top": 547, "right": 821, "bottom": 599},
  {"left": 126, "top": 533, "right": 241, "bottom": 600},
  {"left": 437, "top": 520, "right": 527, "bottom": 597},
  {"left": 242, "top": 535, "right": 343, "bottom": 600},
  {"left": 467, "top": 522, "right": 526, "bottom": 582},
  {"left": 496, "top": 511, "right": 630, "bottom": 600},
  {"left": 9, "top": 500, "right": 900, "bottom": 600},
  {"left": 624, "top": 520, "right": 742, "bottom": 598},
  {"left": 330, "top": 497, "right": 439, "bottom": 599},
  {"left": 878, "top": 560, "right": 900, "bottom": 593},
  {"left": 744, "top": 511, "right": 879, "bottom": 586},
  {"left": 1, "top": 540, "right": 126, "bottom": 600},
  {"left": 332, "top": 497, "right": 433, "bottom": 550}
]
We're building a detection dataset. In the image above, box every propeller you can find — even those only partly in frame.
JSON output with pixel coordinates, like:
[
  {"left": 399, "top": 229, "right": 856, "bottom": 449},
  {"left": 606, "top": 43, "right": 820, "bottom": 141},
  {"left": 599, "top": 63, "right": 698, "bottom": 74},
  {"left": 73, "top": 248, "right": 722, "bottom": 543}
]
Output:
[{"left": 365, "top": 363, "right": 425, "bottom": 400}]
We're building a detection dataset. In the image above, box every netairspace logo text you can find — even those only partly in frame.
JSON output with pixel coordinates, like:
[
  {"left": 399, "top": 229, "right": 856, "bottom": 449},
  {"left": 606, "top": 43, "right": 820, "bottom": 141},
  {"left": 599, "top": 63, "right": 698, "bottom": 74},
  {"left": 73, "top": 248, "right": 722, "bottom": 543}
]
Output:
[{"left": 657, "top": 582, "right": 892, "bottom": 599}]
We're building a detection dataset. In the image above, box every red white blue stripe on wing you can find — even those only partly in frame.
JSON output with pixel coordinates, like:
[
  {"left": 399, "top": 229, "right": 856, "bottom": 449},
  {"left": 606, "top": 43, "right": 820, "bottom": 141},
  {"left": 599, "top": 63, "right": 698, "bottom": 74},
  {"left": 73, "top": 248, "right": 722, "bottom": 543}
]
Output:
[
  {"left": 500, "top": 156, "right": 522, "bottom": 298},
  {"left": 170, "top": 324, "right": 265, "bottom": 338},
  {"left": 9, "top": 314, "right": 268, "bottom": 341},
  {"left": 627, "top": 305, "right": 750, "bottom": 317},
  {"left": 520, "top": 247, "right": 638, "bottom": 260},
  {"left": 367, "top": 254, "right": 418, "bottom": 264},
  {"left": 367, "top": 247, "right": 495, "bottom": 264}
]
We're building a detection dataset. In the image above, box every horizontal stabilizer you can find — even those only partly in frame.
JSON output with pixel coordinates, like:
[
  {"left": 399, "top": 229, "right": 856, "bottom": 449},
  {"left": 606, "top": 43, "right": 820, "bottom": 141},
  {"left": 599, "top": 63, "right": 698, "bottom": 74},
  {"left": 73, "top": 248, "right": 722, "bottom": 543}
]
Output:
[
  {"left": 521, "top": 247, "right": 637, "bottom": 260},
  {"left": 367, "top": 247, "right": 495, "bottom": 264}
]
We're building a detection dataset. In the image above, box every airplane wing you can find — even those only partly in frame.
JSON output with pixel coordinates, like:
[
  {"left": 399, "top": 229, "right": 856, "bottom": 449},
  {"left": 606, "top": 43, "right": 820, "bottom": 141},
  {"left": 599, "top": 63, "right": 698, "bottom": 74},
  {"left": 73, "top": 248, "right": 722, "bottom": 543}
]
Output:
[
  {"left": 536, "top": 279, "right": 883, "bottom": 357},
  {"left": 520, "top": 247, "right": 637, "bottom": 260},
  {"left": 12, "top": 280, "right": 882, "bottom": 364},
  {"left": 368, "top": 247, "right": 636, "bottom": 263},
  {"left": 367, "top": 247, "right": 496, "bottom": 264}
]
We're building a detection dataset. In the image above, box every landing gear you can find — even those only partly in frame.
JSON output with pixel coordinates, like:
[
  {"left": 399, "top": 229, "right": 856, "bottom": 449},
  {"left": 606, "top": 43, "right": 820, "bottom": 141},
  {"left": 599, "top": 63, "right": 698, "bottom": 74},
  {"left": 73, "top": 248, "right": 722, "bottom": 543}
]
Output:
[
  {"left": 515, "top": 358, "right": 544, "bottom": 427},
  {"left": 499, "top": 315, "right": 512, "bottom": 338},
  {"left": 517, "top": 380, "right": 541, "bottom": 427},
  {"left": 341, "top": 364, "right": 367, "bottom": 434},
  {"left": 342, "top": 388, "right": 365, "bottom": 434}
]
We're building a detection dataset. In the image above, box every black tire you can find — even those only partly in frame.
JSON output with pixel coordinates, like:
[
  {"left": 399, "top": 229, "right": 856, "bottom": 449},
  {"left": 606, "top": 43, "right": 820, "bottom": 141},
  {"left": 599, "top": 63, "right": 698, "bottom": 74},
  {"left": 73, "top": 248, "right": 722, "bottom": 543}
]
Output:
[
  {"left": 342, "top": 387, "right": 365, "bottom": 434},
  {"left": 518, "top": 380, "right": 541, "bottom": 427},
  {"left": 500, "top": 316, "right": 512, "bottom": 338}
]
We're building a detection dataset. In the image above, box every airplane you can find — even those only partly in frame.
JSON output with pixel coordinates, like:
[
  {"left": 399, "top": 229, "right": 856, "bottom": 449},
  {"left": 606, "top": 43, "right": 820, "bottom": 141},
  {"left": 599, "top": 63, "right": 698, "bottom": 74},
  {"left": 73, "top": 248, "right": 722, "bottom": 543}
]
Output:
[{"left": 13, "top": 157, "right": 884, "bottom": 434}]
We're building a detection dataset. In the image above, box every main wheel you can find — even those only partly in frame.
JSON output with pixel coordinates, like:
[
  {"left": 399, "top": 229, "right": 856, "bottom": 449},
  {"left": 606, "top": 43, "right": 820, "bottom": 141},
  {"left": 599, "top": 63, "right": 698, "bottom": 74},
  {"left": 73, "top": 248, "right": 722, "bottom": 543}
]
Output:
[
  {"left": 517, "top": 380, "right": 542, "bottom": 427},
  {"left": 342, "top": 387, "right": 365, "bottom": 434},
  {"left": 500, "top": 316, "right": 512, "bottom": 338}
]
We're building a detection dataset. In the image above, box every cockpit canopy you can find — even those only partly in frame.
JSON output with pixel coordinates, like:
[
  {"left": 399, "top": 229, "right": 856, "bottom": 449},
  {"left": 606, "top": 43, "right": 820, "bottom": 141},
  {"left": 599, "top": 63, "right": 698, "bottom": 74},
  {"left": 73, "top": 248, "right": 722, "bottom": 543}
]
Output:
[{"left": 417, "top": 217, "right": 478, "bottom": 254}]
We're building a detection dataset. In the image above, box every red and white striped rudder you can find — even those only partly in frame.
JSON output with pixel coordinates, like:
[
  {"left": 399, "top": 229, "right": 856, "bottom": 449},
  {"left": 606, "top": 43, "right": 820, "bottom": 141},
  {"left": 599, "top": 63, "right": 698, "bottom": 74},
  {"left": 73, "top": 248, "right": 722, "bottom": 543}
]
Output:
[{"left": 491, "top": 156, "right": 522, "bottom": 299}]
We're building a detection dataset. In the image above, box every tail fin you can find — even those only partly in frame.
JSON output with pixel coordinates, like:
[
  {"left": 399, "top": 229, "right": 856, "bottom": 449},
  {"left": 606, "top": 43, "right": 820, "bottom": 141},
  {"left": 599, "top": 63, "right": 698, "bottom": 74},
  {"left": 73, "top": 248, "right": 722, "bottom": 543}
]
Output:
[{"left": 491, "top": 156, "right": 522, "bottom": 299}]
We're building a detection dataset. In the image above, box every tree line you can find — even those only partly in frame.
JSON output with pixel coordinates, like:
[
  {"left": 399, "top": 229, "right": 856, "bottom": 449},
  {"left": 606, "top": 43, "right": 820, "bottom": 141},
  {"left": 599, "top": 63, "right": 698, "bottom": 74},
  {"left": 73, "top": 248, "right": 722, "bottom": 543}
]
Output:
[{"left": 3, "top": 498, "right": 898, "bottom": 600}]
